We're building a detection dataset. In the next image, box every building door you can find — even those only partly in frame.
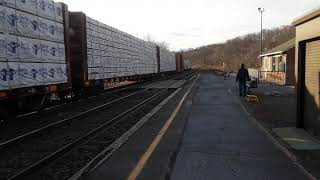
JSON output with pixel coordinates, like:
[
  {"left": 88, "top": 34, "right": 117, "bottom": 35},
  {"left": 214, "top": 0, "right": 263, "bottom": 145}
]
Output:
[{"left": 304, "top": 40, "right": 320, "bottom": 131}]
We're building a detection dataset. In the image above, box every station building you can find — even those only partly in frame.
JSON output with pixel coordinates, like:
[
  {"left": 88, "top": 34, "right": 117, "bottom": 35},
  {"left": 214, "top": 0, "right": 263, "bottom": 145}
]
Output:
[{"left": 259, "top": 38, "right": 296, "bottom": 85}]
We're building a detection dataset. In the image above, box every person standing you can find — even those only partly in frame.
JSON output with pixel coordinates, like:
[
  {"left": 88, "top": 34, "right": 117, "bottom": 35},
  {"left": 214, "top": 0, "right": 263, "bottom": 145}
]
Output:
[{"left": 236, "top": 64, "right": 251, "bottom": 96}]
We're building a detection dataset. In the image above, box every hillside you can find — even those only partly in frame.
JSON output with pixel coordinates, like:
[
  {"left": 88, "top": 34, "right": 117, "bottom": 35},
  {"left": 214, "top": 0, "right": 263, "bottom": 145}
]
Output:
[{"left": 182, "top": 25, "right": 295, "bottom": 72}]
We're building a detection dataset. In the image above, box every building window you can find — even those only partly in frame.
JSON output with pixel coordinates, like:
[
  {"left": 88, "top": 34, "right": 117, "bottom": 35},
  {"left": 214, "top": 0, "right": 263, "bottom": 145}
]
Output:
[
  {"left": 272, "top": 57, "right": 276, "bottom": 72},
  {"left": 279, "top": 62, "right": 286, "bottom": 72}
]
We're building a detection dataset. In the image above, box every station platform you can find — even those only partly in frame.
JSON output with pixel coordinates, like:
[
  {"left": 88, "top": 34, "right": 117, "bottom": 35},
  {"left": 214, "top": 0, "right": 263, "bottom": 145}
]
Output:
[{"left": 85, "top": 72, "right": 311, "bottom": 180}]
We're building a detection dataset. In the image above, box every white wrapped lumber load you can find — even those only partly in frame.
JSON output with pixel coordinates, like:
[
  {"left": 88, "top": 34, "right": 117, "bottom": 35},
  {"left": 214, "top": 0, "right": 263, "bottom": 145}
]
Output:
[
  {"left": 17, "top": 10, "right": 40, "bottom": 38},
  {"left": 159, "top": 48, "right": 176, "bottom": 72},
  {"left": 0, "top": 0, "right": 15, "bottom": 8},
  {"left": 39, "top": 17, "right": 57, "bottom": 41},
  {"left": 0, "top": 61, "right": 68, "bottom": 89},
  {"left": 0, "top": 6, "right": 6, "bottom": 32},
  {"left": 16, "top": 0, "right": 38, "bottom": 14},
  {"left": 37, "top": 0, "right": 55, "bottom": 20},
  {"left": 19, "top": 62, "right": 43, "bottom": 87},
  {"left": 7, "top": 62, "right": 20, "bottom": 88},
  {"left": 56, "top": 22, "right": 64, "bottom": 42},
  {"left": 0, "top": 1, "right": 68, "bottom": 91},
  {"left": 85, "top": 16, "right": 158, "bottom": 80},
  {"left": 19, "top": 36, "right": 42, "bottom": 61},
  {"left": 40, "top": 39, "right": 60, "bottom": 63},
  {"left": 60, "top": 63, "right": 67, "bottom": 82},
  {"left": 43, "top": 62, "right": 62, "bottom": 84},
  {"left": 54, "top": 2, "right": 63, "bottom": 23},
  {"left": 0, "top": 33, "right": 6, "bottom": 60},
  {"left": 6, "top": 34, "right": 19, "bottom": 60},
  {"left": 46, "top": 40, "right": 59, "bottom": 62},
  {"left": 5, "top": 7, "right": 18, "bottom": 34},
  {"left": 57, "top": 43, "right": 65, "bottom": 62}
]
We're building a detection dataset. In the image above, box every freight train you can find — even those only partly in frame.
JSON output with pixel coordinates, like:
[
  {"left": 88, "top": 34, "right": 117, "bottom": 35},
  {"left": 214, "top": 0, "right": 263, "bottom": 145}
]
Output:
[{"left": 0, "top": 1, "right": 191, "bottom": 119}]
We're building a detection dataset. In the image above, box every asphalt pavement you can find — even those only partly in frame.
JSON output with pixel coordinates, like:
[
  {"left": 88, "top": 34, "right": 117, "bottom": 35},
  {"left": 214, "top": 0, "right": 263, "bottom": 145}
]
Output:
[{"left": 86, "top": 72, "right": 311, "bottom": 180}]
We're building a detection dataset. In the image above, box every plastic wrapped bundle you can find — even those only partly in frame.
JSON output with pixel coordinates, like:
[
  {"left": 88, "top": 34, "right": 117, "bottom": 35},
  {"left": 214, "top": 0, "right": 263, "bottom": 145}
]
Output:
[
  {"left": 37, "top": 0, "right": 55, "bottom": 20},
  {"left": 0, "top": 6, "right": 7, "bottom": 32},
  {"left": 47, "top": 41, "right": 59, "bottom": 62},
  {"left": 41, "top": 40, "right": 59, "bottom": 63},
  {"left": 0, "top": 0, "right": 67, "bottom": 91},
  {"left": 19, "top": 36, "right": 42, "bottom": 62},
  {"left": 17, "top": 10, "right": 40, "bottom": 38},
  {"left": 7, "top": 62, "right": 20, "bottom": 88},
  {"left": 60, "top": 63, "right": 68, "bottom": 83},
  {"left": 0, "top": 33, "right": 6, "bottom": 60},
  {"left": 6, "top": 7, "right": 18, "bottom": 34},
  {"left": 19, "top": 62, "right": 44, "bottom": 87},
  {"left": 43, "top": 63, "right": 61, "bottom": 84},
  {"left": 56, "top": 22, "right": 64, "bottom": 43},
  {"left": 6, "top": 34, "right": 19, "bottom": 60},
  {"left": 16, "top": 0, "right": 37, "bottom": 14},
  {"left": 57, "top": 43, "right": 65, "bottom": 63},
  {"left": 0, "top": 0, "right": 15, "bottom": 8},
  {"left": 54, "top": 2, "right": 63, "bottom": 23},
  {"left": 39, "top": 17, "right": 57, "bottom": 41}
]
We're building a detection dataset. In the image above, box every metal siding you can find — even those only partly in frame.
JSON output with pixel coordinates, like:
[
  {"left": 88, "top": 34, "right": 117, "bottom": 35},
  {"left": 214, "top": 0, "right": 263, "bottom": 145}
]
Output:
[
  {"left": 295, "top": 16, "right": 320, "bottom": 84},
  {"left": 304, "top": 40, "right": 320, "bottom": 131}
]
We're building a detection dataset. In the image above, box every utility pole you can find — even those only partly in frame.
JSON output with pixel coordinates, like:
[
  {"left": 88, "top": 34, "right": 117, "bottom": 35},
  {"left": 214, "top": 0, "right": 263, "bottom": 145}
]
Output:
[{"left": 258, "top": 7, "right": 265, "bottom": 56}]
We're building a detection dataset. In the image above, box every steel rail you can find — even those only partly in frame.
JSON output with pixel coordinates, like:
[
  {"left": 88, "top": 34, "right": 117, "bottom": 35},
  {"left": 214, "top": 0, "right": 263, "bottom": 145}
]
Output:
[
  {"left": 8, "top": 81, "right": 182, "bottom": 180},
  {"left": 0, "top": 88, "right": 149, "bottom": 148}
]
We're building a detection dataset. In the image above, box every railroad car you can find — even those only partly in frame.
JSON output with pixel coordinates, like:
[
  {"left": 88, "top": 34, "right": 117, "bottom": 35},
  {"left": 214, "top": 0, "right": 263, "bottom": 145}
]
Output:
[
  {"left": 68, "top": 12, "right": 159, "bottom": 94},
  {"left": 0, "top": 0, "right": 185, "bottom": 119},
  {"left": 0, "top": 1, "right": 71, "bottom": 117}
]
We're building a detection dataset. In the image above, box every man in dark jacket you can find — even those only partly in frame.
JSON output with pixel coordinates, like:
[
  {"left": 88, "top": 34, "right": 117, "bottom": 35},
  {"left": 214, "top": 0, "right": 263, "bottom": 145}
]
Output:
[{"left": 236, "top": 64, "right": 251, "bottom": 96}]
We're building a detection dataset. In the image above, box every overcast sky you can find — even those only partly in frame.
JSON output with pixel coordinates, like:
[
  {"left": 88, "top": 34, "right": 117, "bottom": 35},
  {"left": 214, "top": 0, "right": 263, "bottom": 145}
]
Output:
[{"left": 60, "top": 0, "right": 320, "bottom": 51}]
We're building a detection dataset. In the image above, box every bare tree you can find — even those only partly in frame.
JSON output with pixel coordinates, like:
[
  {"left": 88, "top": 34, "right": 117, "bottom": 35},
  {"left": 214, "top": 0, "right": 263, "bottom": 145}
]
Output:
[
  {"left": 182, "top": 25, "right": 295, "bottom": 71},
  {"left": 143, "top": 33, "right": 170, "bottom": 50}
]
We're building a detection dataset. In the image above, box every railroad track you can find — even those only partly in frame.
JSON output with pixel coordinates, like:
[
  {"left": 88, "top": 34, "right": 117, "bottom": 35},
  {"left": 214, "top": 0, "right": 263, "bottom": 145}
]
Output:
[
  {"left": 12, "top": 71, "right": 190, "bottom": 120},
  {"left": 0, "top": 71, "right": 193, "bottom": 144},
  {"left": 29, "top": 89, "right": 176, "bottom": 180},
  {"left": 0, "top": 72, "right": 195, "bottom": 180},
  {"left": 0, "top": 87, "right": 145, "bottom": 143}
]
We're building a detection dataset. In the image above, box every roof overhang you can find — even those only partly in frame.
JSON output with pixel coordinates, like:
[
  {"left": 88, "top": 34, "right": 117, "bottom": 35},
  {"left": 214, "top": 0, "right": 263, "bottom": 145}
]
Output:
[
  {"left": 293, "top": 6, "right": 320, "bottom": 26},
  {"left": 259, "top": 51, "right": 283, "bottom": 58}
]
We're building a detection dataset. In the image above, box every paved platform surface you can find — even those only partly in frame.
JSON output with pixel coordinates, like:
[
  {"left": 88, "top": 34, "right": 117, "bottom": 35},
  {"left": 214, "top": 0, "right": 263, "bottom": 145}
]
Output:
[
  {"left": 85, "top": 72, "right": 310, "bottom": 180},
  {"left": 273, "top": 127, "right": 320, "bottom": 150}
]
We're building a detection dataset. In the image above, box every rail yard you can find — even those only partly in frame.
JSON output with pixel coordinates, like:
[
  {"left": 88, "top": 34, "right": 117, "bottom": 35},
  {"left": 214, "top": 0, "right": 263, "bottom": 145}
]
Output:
[{"left": 1, "top": 0, "right": 320, "bottom": 180}]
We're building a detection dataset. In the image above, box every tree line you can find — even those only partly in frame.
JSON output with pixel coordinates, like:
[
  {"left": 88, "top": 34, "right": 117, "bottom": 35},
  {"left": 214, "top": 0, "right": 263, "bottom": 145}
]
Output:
[{"left": 181, "top": 25, "right": 295, "bottom": 72}]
